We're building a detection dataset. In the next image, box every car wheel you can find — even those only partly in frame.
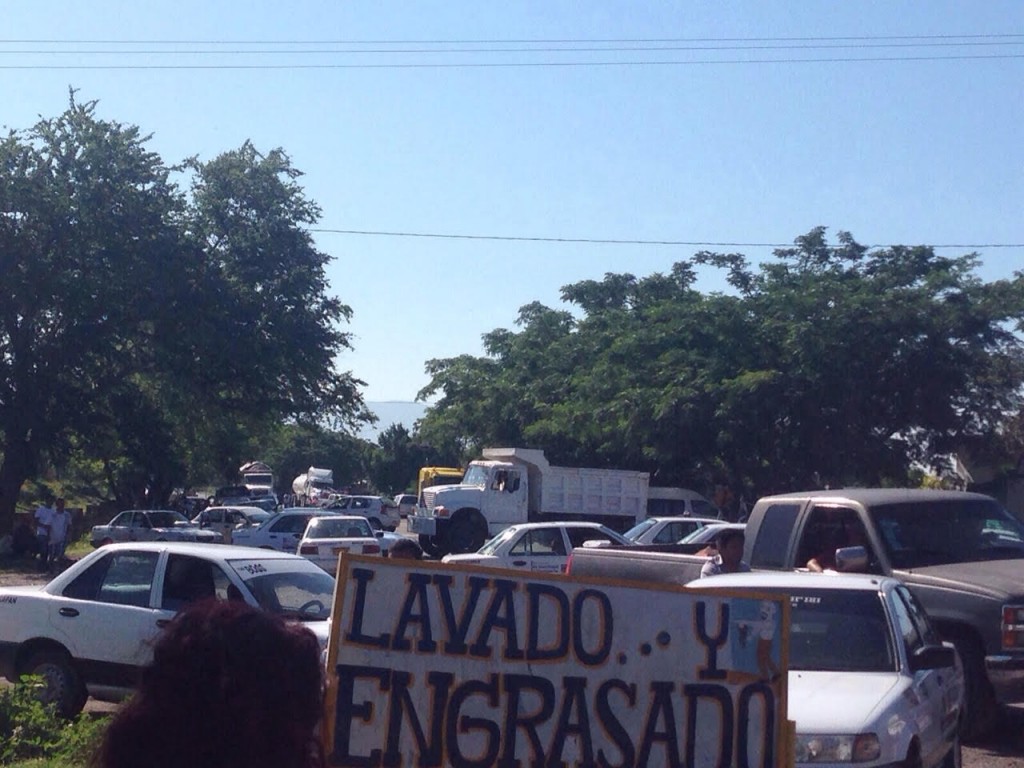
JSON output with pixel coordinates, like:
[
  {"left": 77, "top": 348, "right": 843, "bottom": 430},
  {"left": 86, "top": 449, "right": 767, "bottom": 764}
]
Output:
[{"left": 23, "top": 649, "right": 87, "bottom": 719}]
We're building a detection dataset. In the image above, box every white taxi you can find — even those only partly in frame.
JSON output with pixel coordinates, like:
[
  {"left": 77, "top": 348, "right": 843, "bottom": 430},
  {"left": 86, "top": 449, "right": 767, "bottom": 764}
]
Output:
[
  {"left": 442, "top": 521, "right": 630, "bottom": 573},
  {"left": 297, "top": 515, "right": 383, "bottom": 572},
  {"left": 0, "top": 542, "right": 334, "bottom": 718},
  {"left": 690, "top": 572, "right": 963, "bottom": 768}
]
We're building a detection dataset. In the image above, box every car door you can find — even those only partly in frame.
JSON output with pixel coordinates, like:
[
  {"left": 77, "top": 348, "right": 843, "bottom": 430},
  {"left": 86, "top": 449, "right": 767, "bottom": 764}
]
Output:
[
  {"left": 505, "top": 528, "right": 568, "bottom": 572},
  {"left": 888, "top": 585, "right": 951, "bottom": 762},
  {"left": 264, "top": 513, "right": 313, "bottom": 551},
  {"left": 130, "top": 512, "right": 159, "bottom": 543},
  {"left": 103, "top": 511, "right": 132, "bottom": 542},
  {"left": 48, "top": 549, "right": 164, "bottom": 686}
]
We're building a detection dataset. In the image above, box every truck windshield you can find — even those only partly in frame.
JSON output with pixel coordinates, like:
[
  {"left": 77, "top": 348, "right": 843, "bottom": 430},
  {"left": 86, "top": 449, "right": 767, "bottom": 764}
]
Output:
[
  {"left": 869, "top": 499, "right": 1024, "bottom": 568},
  {"left": 462, "top": 465, "right": 489, "bottom": 486}
]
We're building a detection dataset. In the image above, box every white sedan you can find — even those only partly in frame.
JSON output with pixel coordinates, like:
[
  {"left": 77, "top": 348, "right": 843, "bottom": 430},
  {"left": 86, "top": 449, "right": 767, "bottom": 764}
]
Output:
[
  {"left": 90, "top": 509, "right": 223, "bottom": 547},
  {"left": 297, "top": 515, "right": 384, "bottom": 572},
  {"left": 691, "top": 571, "right": 963, "bottom": 768},
  {"left": 442, "top": 521, "right": 630, "bottom": 573},
  {"left": 624, "top": 515, "right": 721, "bottom": 545},
  {"left": 230, "top": 507, "right": 342, "bottom": 552},
  {"left": 0, "top": 542, "right": 334, "bottom": 718}
]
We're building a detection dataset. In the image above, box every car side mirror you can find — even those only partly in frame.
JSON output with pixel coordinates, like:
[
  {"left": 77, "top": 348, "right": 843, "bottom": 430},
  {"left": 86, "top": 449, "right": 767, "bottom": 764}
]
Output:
[
  {"left": 375, "top": 531, "right": 384, "bottom": 538},
  {"left": 835, "top": 545, "right": 869, "bottom": 573},
  {"left": 910, "top": 644, "right": 957, "bottom": 672}
]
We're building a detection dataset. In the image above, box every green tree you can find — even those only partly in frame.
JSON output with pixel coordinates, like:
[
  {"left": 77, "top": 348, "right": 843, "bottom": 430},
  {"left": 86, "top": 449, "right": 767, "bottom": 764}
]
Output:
[
  {"left": 0, "top": 97, "right": 369, "bottom": 530},
  {"left": 366, "top": 423, "right": 429, "bottom": 495},
  {"left": 417, "top": 229, "right": 1024, "bottom": 496}
]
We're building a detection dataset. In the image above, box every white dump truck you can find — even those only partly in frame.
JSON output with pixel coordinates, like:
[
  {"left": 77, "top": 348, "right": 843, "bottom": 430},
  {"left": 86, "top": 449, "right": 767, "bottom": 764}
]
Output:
[
  {"left": 407, "top": 447, "right": 649, "bottom": 557},
  {"left": 291, "top": 466, "right": 335, "bottom": 506}
]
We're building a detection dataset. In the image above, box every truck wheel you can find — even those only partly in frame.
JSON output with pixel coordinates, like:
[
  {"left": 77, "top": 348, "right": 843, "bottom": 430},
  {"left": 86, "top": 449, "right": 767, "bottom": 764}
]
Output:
[
  {"left": 418, "top": 535, "right": 441, "bottom": 558},
  {"left": 447, "top": 512, "right": 487, "bottom": 555},
  {"left": 22, "top": 649, "right": 87, "bottom": 719},
  {"left": 900, "top": 741, "right": 922, "bottom": 768},
  {"left": 945, "top": 628, "right": 997, "bottom": 742},
  {"left": 940, "top": 728, "right": 961, "bottom": 768}
]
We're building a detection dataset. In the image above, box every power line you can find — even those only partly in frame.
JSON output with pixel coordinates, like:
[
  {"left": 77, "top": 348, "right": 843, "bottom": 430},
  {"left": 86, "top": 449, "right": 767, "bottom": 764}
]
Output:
[
  {"left": 1, "top": 33, "right": 1022, "bottom": 44},
  {"left": 310, "top": 228, "right": 1024, "bottom": 250},
  {"left": 2, "top": 41, "right": 1023, "bottom": 55},
  {"left": 2, "top": 54, "right": 1022, "bottom": 70}
]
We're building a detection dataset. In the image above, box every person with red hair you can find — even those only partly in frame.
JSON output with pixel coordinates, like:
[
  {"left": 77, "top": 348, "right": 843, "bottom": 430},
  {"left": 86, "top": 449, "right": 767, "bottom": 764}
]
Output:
[{"left": 91, "top": 599, "right": 325, "bottom": 768}]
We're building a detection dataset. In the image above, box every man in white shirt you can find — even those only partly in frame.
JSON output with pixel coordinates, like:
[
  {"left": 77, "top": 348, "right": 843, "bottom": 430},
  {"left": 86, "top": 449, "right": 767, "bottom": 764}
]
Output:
[
  {"left": 33, "top": 499, "right": 54, "bottom": 570},
  {"left": 699, "top": 528, "right": 751, "bottom": 578},
  {"left": 48, "top": 498, "right": 71, "bottom": 571}
]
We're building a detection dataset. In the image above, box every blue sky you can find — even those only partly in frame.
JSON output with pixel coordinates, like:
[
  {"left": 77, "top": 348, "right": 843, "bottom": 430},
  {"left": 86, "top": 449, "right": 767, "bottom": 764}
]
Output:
[{"left": 4, "top": 2, "right": 1022, "bottom": 402}]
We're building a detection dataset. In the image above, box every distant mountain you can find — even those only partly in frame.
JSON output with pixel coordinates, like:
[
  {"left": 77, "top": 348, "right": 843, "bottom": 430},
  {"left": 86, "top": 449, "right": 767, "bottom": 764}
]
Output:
[{"left": 359, "top": 401, "right": 429, "bottom": 442}]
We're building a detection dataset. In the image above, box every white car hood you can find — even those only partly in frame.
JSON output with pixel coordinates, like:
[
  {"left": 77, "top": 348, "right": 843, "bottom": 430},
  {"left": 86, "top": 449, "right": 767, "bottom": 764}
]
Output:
[{"left": 787, "top": 671, "right": 903, "bottom": 733}]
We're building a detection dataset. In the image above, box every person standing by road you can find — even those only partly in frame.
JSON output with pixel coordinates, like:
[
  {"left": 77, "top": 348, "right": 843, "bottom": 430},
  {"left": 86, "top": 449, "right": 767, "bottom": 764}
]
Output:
[
  {"left": 33, "top": 498, "right": 54, "bottom": 570},
  {"left": 47, "top": 498, "right": 71, "bottom": 572}
]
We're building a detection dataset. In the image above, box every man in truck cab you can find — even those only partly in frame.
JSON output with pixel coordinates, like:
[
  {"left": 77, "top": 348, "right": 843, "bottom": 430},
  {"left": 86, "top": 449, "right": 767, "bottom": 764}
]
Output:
[{"left": 801, "top": 507, "right": 877, "bottom": 573}]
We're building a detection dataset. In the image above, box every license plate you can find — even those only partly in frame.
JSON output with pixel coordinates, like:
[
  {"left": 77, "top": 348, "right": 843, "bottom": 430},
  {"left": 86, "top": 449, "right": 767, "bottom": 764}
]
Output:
[{"left": 332, "top": 546, "right": 350, "bottom": 555}]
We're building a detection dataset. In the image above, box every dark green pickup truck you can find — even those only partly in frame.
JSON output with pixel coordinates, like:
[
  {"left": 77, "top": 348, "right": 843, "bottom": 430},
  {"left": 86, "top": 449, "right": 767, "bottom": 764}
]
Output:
[{"left": 570, "top": 488, "right": 1024, "bottom": 741}]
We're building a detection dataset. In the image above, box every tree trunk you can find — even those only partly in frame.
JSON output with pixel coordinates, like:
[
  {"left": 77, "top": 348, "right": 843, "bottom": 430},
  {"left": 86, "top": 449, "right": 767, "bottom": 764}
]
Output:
[{"left": 0, "top": 436, "right": 36, "bottom": 535}]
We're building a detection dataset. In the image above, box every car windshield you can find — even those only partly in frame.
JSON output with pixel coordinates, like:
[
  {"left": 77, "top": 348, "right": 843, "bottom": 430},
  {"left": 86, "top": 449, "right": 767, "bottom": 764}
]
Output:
[
  {"left": 479, "top": 526, "right": 520, "bottom": 555},
  {"left": 625, "top": 519, "right": 658, "bottom": 540},
  {"left": 869, "top": 499, "right": 1024, "bottom": 568},
  {"left": 679, "top": 525, "right": 729, "bottom": 544},
  {"left": 227, "top": 557, "right": 334, "bottom": 622},
  {"left": 767, "top": 588, "right": 896, "bottom": 672},
  {"left": 148, "top": 511, "right": 189, "bottom": 527},
  {"left": 309, "top": 518, "right": 373, "bottom": 539}
]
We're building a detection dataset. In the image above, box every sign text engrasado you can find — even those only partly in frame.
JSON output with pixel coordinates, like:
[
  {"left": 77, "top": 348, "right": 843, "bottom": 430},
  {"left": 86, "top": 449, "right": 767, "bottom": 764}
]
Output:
[{"left": 324, "top": 558, "right": 790, "bottom": 768}]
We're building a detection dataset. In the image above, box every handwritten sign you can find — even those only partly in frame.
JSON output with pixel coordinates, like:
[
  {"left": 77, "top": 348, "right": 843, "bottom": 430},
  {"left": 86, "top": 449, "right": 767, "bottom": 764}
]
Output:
[{"left": 324, "top": 557, "right": 790, "bottom": 767}]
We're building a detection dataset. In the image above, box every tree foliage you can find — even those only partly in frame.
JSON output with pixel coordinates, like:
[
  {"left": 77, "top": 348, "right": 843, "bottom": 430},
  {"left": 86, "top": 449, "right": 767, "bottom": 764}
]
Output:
[
  {"left": 0, "top": 96, "right": 368, "bottom": 528},
  {"left": 417, "top": 228, "right": 1024, "bottom": 497}
]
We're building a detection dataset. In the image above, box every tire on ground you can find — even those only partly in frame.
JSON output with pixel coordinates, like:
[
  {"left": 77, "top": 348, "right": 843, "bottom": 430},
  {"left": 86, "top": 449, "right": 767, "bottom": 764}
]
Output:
[
  {"left": 446, "top": 510, "right": 488, "bottom": 555},
  {"left": 945, "top": 627, "right": 998, "bottom": 743},
  {"left": 22, "top": 649, "right": 87, "bottom": 719},
  {"left": 418, "top": 535, "right": 441, "bottom": 558}
]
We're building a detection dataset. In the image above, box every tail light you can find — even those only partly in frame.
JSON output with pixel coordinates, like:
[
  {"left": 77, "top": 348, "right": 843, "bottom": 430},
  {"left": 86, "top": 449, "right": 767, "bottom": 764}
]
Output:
[
  {"left": 299, "top": 544, "right": 318, "bottom": 555},
  {"left": 362, "top": 544, "right": 381, "bottom": 555},
  {"left": 1002, "top": 605, "right": 1024, "bottom": 650}
]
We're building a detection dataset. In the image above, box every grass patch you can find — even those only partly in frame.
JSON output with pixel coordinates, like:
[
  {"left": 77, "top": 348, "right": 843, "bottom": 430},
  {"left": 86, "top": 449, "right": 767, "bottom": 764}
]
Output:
[{"left": 0, "top": 677, "right": 108, "bottom": 766}]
